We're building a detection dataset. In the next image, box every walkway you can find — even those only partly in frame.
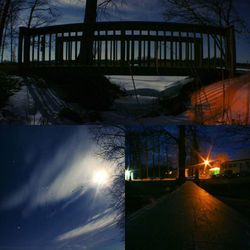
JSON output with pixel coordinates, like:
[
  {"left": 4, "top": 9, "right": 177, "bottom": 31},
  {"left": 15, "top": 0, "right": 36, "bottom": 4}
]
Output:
[{"left": 126, "top": 181, "right": 250, "bottom": 250}]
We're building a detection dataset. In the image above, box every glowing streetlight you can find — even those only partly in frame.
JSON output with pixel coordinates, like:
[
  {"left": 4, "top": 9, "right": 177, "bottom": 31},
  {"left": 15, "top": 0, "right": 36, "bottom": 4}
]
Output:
[{"left": 204, "top": 159, "right": 210, "bottom": 166}]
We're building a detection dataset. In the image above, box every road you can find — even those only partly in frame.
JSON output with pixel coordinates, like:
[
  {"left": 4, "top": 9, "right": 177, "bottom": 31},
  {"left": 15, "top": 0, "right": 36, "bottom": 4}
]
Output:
[{"left": 126, "top": 181, "right": 250, "bottom": 250}]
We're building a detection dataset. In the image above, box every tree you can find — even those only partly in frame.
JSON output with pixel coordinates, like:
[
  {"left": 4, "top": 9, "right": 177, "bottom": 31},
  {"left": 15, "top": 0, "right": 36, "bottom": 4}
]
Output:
[
  {"left": 161, "top": 0, "right": 247, "bottom": 33},
  {"left": 84, "top": 0, "right": 125, "bottom": 23},
  {"left": 25, "top": 0, "right": 59, "bottom": 28},
  {"left": 0, "top": 0, "right": 11, "bottom": 53},
  {"left": 177, "top": 126, "right": 186, "bottom": 182},
  {"left": 89, "top": 125, "right": 125, "bottom": 235},
  {"left": 0, "top": 0, "right": 24, "bottom": 62},
  {"left": 79, "top": 0, "right": 125, "bottom": 64},
  {"left": 125, "top": 126, "right": 187, "bottom": 182},
  {"left": 188, "top": 126, "right": 201, "bottom": 179}
]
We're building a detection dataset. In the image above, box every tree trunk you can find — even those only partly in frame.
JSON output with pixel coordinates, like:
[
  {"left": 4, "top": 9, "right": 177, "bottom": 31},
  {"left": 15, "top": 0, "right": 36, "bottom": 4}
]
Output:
[
  {"left": 178, "top": 126, "right": 186, "bottom": 182},
  {"left": 191, "top": 127, "right": 200, "bottom": 180},
  {"left": 78, "top": 0, "right": 98, "bottom": 65},
  {"left": 84, "top": 0, "right": 98, "bottom": 23},
  {"left": 145, "top": 136, "right": 149, "bottom": 179},
  {"left": 0, "top": 0, "right": 11, "bottom": 52},
  {"left": 158, "top": 135, "right": 161, "bottom": 178},
  {"left": 152, "top": 137, "right": 155, "bottom": 178},
  {"left": 0, "top": 20, "right": 8, "bottom": 62},
  {"left": 27, "top": 0, "right": 38, "bottom": 29}
]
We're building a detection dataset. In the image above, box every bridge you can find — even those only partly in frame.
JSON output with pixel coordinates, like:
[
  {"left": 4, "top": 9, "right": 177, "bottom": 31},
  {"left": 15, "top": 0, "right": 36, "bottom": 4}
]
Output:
[{"left": 18, "top": 21, "right": 236, "bottom": 77}]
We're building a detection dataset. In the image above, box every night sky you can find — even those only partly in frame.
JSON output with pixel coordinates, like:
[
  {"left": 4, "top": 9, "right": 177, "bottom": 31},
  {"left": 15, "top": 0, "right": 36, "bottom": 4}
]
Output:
[
  {"left": 0, "top": 126, "right": 124, "bottom": 250},
  {"left": 50, "top": 0, "right": 250, "bottom": 63},
  {"left": 194, "top": 126, "right": 250, "bottom": 160},
  {"left": 126, "top": 126, "right": 250, "bottom": 168},
  {"left": 171, "top": 126, "right": 250, "bottom": 162}
]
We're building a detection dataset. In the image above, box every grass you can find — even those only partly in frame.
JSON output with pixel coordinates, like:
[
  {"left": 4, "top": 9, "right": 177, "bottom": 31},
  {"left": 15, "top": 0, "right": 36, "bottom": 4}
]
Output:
[{"left": 126, "top": 180, "right": 180, "bottom": 216}]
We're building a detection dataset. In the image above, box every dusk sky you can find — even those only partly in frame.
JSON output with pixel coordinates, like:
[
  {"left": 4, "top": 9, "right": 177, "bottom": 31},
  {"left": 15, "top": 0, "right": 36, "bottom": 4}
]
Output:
[
  {"left": 0, "top": 126, "right": 124, "bottom": 250},
  {"left": 49, "top": 0, "right": 250, "bottom": 63}
]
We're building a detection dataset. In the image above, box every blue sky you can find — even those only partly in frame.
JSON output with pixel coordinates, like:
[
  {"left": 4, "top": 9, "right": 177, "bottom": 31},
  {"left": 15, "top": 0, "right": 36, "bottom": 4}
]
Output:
[
  {"left": 0, "top": 126, "right": 124, "bottom": 250},
  {"left": 51, "top": 0, "right": 250, "bottom": 63},
  {"left": 126, "top": 126, "right": 250, "bottom": 170}
]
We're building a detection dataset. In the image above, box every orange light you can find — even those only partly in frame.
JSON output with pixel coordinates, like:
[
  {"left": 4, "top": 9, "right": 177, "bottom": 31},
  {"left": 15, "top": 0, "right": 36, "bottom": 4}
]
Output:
[{"left": 204, "top": 159, "right": 210, "bottom": 166}]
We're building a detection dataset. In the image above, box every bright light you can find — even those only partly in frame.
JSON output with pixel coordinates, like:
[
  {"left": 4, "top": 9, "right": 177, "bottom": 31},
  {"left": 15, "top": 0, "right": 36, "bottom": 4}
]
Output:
[
  {"left": 204, "top": 159, "right": 210, "bottom": 166},
  {"left": 209, "top": 167, "right": 220, "bottom": 171},
  {"left": 92, "top": 170, "right": 109, "bottom": 186},
  {"left": 125, "top": 169, "right": 134, "bottom": 180},
  {"left": 209, "top": 167, "right": 220, "bottom": 175}
]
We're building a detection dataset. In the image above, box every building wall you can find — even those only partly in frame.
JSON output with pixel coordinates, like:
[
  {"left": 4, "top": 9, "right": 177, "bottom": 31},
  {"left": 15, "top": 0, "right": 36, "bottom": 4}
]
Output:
[{"left": 221, "top": 159, "right": 250, "bottom": 175}]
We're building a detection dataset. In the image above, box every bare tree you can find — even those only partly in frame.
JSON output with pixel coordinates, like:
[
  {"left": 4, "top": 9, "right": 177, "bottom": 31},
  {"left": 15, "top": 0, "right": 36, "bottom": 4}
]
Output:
[
  {"left": 89, "top": 125, "right": 125, "bottom": 238},
  {"left": 0, "top": 0, "right": 11, "bottom": 53},
  {"left": 161, "top": 0, "right": 247, "bottom": 32},
  {"left": 125, "top": 126, "right": 187, "bottom": 182},
  {"left": 79, "top": 0, "right": 125, "bottom": 64},
  {"left": 25, "top": 0, "right": 59, "bottom": 28},
  {"left": 0, "top": 0, "right": 24, "bottom": 62}
]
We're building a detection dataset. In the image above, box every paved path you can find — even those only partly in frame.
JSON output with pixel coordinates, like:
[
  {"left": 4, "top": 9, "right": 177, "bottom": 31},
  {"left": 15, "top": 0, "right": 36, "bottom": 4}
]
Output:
[{"left": 126, "top": 181, "right": 250, "bottom": 250}]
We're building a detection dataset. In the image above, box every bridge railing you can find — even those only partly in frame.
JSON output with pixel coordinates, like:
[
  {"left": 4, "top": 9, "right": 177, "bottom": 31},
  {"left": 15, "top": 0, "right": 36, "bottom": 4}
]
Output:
[{"left": 18, "top": 21, "right": 236, "bottom": 74}]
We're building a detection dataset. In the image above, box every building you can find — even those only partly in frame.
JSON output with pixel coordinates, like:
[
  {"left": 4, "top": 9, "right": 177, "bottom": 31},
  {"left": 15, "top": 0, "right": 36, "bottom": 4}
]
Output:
[{"left": 221, "top": 158, "right": 250, "bottom": 176}]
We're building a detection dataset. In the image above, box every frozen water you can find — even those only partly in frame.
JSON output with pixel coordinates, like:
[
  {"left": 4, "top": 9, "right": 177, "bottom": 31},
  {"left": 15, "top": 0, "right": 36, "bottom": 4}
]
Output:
[{"left": 106, "top": 75, "right": 188, "bottom": 93}]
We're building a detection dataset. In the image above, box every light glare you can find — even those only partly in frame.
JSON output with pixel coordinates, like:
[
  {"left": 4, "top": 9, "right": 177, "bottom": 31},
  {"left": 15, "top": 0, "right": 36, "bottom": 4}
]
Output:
[
  {"left": 204, "top": 160, "right": 210, "bottom": 166},
  {"left": 92, "top": 170, "right": 109, "bottom": 186}
]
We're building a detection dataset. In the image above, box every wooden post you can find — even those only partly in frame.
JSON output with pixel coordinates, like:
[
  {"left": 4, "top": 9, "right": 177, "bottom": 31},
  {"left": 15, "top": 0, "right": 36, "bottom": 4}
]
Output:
[
  {"left": 18, "top": 27, "right": 30, "bottom": 64},
  {"left": 121, "top": 29, "right": 125, "bottom": 66}
]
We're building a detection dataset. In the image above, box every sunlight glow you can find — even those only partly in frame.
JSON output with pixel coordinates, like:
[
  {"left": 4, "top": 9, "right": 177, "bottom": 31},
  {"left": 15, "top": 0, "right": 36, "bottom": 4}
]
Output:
[{"left": 92, "top": 170, "right": 109, "bottom": 187}]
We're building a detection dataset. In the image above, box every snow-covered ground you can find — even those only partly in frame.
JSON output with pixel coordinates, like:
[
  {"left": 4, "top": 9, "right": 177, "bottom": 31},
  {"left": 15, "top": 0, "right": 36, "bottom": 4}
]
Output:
[
  {"left": 106, "top": 75, "right": 188, "bottom": 94},
  {"left": 102, "top": 74, "right": 250, "bottom": 125},
  {"left": 1, "top": 73, "right": 249, "bottom": 125},
  {"left": 106, "top": 75, "right": 192, "bottom": 116},
  {"left": 0, "top": 79, "right": 68, "bottom": 124},
  {"left": 185, "top": 74, "right": 250, "bottom": 124}
]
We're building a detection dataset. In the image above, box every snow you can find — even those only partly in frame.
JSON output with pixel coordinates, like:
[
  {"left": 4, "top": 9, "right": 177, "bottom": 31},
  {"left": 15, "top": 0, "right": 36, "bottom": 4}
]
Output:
[
  {"left": 185, "top": 74, "right": 250, "bottom": 124},
  {"left": 106, "top": 75, "right": 188, "bottom": 94},
  {"left": 0, "top": 80, "right": 68, "bottom": 124},
  {"left": 2, "top": 73, "right": 249, "bottom": 125},
  {"left": 236, "top": 68, "right": 250, "bottom": 72},
  {"left": 106, "top": 75, "right": 193, "bottom": 118}
]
